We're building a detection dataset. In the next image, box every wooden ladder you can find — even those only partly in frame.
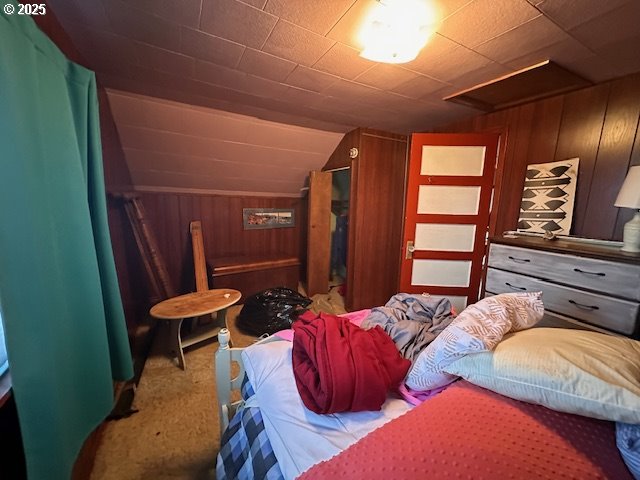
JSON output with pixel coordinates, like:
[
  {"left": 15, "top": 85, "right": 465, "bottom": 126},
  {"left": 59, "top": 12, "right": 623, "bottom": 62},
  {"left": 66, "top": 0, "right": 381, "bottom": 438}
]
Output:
[{"left": 113, "top": 192, "right": 174, "bottom": 302}]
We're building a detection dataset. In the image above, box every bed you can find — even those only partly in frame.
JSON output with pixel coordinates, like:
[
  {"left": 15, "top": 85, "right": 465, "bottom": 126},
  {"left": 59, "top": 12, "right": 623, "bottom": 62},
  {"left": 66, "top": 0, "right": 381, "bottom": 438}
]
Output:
[{"left": 215, "top": 293, "right": 640, "bottom": 480}]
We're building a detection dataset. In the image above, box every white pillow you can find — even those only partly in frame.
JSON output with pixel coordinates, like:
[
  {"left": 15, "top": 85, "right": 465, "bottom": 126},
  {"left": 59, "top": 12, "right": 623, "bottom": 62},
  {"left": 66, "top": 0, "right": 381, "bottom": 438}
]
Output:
[
  {"left": 444, "top": 328, "right": 640, "bottom": 424},
  {"left": 405, "top": 292, "right": 543, "bottom": 391}
]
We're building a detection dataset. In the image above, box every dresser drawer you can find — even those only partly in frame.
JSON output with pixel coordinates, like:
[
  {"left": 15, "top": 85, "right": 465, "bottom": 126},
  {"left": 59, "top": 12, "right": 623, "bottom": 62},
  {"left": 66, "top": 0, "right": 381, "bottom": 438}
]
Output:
[
  {"left": 488, "top": 244, "right": 640, "bottom": 301},
  {"left": 485, "top": 268, "right": 639, "bottom": 335}
]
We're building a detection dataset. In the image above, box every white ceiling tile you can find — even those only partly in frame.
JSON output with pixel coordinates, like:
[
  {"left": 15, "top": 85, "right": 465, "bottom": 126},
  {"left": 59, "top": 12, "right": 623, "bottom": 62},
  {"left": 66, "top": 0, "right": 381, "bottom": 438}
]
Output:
[
  {"left": 321, "top": 79, "right": 380, "bottom": 101},
  {"left": 200, "top": 0, "right": 278, "bottom": 49},
  {"left": 407, "top": 35, "right": 494, "bottom": 83},
  {"left": 278, "top": 86, "right": 326, "bottom": 107},
  {"left": 326, "top": 0, "right": 377, "bottom": 49},
  {"left": 359, "top": 91, "right": 421, "bottom": 113},
  {"left": 235, "top": 75, "right": 291, "bottom": 99},
  {"left": 535, "top": 0, "right": 629, "bottom": 30},
  {"left": 304, "top": 94, "right": 366, "bottom": 114},
  {"left": 239, "top": 0, "right": 268, "bottom": 7},
  {"left": 506, "top": 36, "right": 595, "bottom": 73},
  {"left": 312, "top": 42, "right": 376, "bottom": 80},
  {"left": 264, "top": 0, "right": 357, "bottom": 35},
  {"left": 591, "top": 35, "right": 640, "bottom": 79},
  {"left": 134, "top": 42, "right": 196, "bottom": 77},
  {"left": 237, "top": 48, "right": 297, "bottom": 82},
  {"left": 114, "top": 0, "right": 202, "bottom": 28},
  {"left": 568, "top": 2, "right": 640, "bottom": 51},
  {"left": 444, "top": 62, "right": 514, "bottom": 92},
  {"left": 391, "top": 73, "right": 450, "bottom": 99},
  {"left": 60, "top": 24, "right": 139, "bottom": 70},
  {"left": 435, "top": 0, "right": 474, "bottom": 19},
  {"left": 474, "top": 15, "right": 568, "bottom": 64},
  {"left": 438, "top": 0, "right": 540, "bottom": 47},
  {"left": 180, "top": 28, "right": 245, "bottom": 67},
  {"left": 50, "top": 0, "right": 640, "bottom": 149},
  {"left": 354, "top": 64, "right": 420, "bottom": 90},
  {"left": 566, "top": 53, "right": 627, "bottom": 84},
  {"left": 49, "top": 0, "right": 111, "bottom": 30},
  {"left": 194, "top": 60, "right": 247, "bottom": 88},
  {"left": 105, "top": 0, "right": 182, "bottom": 51},
  {"left": 262, "top": 20, "right": 336, "bottom": 66},
  {"left": 285, "top": 66, "right": 340, "bottom": 92},
  {"left": 408, "top": 32, "right": 458, "bottom": 64}
]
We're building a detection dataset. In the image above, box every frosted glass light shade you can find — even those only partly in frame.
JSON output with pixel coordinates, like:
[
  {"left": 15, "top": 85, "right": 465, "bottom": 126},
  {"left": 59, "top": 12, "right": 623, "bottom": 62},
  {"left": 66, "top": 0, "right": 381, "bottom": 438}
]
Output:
[
  {"left": 615, "top": 166, "right": 640, "bottom": 208},
  {"left": 358, "top": 0, "right": 436, "bottom": 64}
]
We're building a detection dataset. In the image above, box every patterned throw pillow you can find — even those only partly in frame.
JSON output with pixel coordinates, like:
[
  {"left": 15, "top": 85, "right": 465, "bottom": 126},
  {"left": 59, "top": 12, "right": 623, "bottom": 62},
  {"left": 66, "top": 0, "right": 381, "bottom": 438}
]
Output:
[{"left": 405, "top": 292, "right": 544, "bottom": 391}]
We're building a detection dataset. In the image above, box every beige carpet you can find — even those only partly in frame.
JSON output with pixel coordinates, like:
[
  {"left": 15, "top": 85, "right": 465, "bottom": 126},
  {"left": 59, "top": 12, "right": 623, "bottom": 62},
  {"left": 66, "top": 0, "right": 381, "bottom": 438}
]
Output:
[
  {"left": 91, "top": 308, "right": 247, "bottom": 480},
  {"left": 92, "top": 291, "right": 345, "bottom": 480}
]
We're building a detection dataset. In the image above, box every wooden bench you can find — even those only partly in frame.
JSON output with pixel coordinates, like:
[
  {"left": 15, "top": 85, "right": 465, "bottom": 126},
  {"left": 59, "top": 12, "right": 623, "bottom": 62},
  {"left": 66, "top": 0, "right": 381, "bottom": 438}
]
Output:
[{"left": 209, "top": 253, "right": 301, "bottom": 301}]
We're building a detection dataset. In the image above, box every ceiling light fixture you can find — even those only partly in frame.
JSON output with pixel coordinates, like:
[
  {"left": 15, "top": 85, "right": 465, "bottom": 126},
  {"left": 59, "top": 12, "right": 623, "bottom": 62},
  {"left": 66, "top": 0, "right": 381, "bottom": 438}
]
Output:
[{"left": 358, "top": 0, "right": 437, "bottom": 64}]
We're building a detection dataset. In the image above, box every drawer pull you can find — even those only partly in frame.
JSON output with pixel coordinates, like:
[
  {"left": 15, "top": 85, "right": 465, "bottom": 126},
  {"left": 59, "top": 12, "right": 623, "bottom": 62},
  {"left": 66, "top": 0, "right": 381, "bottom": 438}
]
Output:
[
  {"left": 505, "top": 282, "right": 527, "bottom": 291},
  {"left": 573, "top": 268, "right": 605, "bottom": 277},
  {"left": 568, "top": 299, "right": 600, "bottom": 311},
  {"left": 508, "top": 256, "right": 530, "bottom": 263}
]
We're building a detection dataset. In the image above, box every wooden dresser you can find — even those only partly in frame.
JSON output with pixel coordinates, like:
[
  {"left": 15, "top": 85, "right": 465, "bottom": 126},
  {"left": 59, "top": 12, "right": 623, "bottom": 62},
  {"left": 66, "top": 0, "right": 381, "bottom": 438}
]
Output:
[{"left": 485, "top": 235, "right": 640, "bottom": 338}]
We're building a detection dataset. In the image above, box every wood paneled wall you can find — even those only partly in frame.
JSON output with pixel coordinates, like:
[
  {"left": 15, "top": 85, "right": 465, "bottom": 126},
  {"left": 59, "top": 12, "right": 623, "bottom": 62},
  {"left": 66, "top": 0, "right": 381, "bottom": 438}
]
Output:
[
  {"left": 140, "top": 192, "right": 306, "bottom": 295},
  {"left": 437, "top": 73, "right": 640, "bottom": 241}
]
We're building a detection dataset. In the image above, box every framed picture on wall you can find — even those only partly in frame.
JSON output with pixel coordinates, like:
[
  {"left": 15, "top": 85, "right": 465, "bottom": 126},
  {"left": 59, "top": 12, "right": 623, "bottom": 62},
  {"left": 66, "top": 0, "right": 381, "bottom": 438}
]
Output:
[{"left": 243, "top": 208, "right": 295, "bottom": 229}]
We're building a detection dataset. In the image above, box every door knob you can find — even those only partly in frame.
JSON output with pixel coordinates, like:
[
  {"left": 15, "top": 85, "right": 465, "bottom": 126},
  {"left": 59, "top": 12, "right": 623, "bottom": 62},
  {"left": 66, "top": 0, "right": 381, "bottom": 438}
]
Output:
[{"left": 406, "top": 240, "right": 415, "bottom": 259}]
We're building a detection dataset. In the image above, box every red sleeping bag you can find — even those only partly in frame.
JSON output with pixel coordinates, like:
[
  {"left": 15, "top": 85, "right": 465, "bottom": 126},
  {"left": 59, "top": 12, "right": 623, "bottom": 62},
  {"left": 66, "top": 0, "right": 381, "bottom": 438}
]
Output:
[{"left": 292, "top": 311, "right": 411, "bottom": 414}]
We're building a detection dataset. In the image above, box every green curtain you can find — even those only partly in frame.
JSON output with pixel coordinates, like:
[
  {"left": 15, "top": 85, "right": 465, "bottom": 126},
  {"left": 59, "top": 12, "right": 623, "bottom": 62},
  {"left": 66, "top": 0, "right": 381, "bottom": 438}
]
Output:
[{"left": 0, "top": 4, "right": 133, "bottom": 479}]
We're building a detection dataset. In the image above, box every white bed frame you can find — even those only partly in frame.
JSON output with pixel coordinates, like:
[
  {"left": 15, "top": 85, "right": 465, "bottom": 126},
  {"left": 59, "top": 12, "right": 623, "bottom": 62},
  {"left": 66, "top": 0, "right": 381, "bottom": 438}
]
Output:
[
  {"left": 214, "top": 320, "right": 625, "bottom": 438},
  {"left": 214, "top": 328, "right": 279, "bottom": 436}
]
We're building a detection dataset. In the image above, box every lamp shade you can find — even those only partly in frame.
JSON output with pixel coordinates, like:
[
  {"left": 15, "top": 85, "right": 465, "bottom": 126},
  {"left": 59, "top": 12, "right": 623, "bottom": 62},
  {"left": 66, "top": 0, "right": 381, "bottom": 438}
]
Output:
[{"left": 614, "top": 166, "right": 640, "bottom": 209}]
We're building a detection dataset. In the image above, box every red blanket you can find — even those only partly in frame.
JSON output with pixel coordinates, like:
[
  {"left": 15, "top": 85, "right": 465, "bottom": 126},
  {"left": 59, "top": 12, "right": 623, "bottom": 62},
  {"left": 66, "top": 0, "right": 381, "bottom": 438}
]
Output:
[
  {"left": 299, "top": 381, "right": 633, "bottom": 480},
  {"left": 292, "top": 311, "right": 410, "bottom": 414}
]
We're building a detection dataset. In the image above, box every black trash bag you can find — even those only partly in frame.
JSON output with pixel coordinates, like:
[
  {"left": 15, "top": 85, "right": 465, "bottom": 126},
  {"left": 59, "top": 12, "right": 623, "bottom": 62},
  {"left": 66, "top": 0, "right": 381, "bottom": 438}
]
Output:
[{"left": 237, "top": 287, "right": 312, "bottom": 336}]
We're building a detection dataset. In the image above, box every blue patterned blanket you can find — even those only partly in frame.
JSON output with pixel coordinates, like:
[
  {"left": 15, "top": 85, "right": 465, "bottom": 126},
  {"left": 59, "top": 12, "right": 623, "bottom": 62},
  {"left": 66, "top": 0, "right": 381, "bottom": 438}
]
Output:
[{"left": 216, "top": 376, "right": 284, "bottom": 479}]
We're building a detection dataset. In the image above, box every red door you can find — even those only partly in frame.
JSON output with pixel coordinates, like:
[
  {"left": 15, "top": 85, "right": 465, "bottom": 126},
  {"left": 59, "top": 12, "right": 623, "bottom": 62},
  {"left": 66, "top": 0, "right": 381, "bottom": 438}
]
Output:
[{"left": 399, "top": 133, "right": 499, "bottom": 312}]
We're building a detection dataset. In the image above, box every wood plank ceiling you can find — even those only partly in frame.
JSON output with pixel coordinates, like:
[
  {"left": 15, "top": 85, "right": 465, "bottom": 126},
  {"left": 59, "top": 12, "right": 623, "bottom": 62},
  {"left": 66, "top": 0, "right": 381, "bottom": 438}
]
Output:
[{"left": 46, "top": 0, "right": 640, "bottom": 195}]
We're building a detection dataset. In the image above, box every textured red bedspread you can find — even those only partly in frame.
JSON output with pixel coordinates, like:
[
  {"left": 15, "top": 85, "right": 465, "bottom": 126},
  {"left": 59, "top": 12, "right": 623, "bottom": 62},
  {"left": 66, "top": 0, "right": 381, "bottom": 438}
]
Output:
[{"left": 299, "top": 380, "right": 633, "bottom": 480}]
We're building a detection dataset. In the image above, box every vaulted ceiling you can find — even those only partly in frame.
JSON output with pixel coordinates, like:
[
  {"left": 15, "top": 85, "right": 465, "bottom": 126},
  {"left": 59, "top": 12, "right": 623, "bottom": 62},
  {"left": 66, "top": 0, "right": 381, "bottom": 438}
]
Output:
[
  {"left": 45, "top": 0, "right": 640, "bottom": 196},
  {"left": 49, "top": 0, "right": 640, "bottom": 134},
  {"left": 105, "top": 90, "right": 343, "bottom": 196}
]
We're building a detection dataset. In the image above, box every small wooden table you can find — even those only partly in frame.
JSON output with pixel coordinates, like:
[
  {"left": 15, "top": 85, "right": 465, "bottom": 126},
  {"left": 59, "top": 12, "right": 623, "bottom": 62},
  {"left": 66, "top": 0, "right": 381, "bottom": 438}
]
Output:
[{"left": 150, "top": 289, "right": 241, "bottom": 369}]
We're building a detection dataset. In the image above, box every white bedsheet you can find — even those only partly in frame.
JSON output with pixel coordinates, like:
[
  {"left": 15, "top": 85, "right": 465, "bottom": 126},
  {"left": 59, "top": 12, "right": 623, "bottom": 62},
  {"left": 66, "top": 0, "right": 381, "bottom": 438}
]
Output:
[{"left": 242, "top": 338, "right": 412, "bottom": 479}]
